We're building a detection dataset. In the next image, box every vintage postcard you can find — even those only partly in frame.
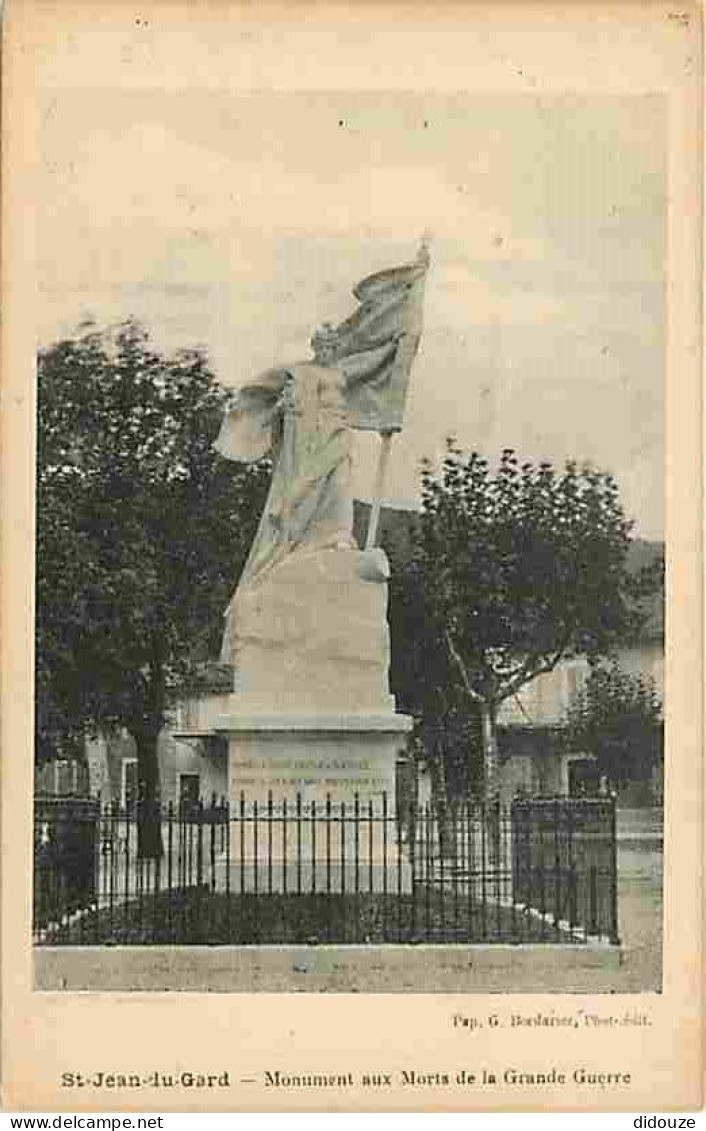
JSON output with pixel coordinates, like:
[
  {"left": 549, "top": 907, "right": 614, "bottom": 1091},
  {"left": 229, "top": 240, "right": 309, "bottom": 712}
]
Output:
[{"left": 1, "top": 0, "right": 702, "bottom": 1112}]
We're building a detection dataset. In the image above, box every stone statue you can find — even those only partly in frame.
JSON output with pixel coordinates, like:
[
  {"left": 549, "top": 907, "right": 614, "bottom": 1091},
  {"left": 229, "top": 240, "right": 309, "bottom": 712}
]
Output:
[
  {"left": 214, "top": 325, "right": 356, "bottom": 593},
  {"left": 214, "top": 243, "right": 430, "bottom": 678}
]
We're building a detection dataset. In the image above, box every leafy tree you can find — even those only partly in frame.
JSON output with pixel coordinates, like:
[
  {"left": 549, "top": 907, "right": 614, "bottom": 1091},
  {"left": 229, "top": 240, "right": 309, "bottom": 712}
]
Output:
[
  {"left": 388, "top": 442, "right": 659, "bottom": 796},
  {"left": 36, "top": 321, "right": 270, "bottom": 853},
  {"left": 562, "top": 661, "right": 663, "bottom": 789}
]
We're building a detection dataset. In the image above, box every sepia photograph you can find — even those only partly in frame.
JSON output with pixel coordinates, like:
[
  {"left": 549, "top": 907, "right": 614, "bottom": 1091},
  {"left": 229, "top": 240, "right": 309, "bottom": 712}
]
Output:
[
  {"left": 31, "top": 88, "right": 665, "bottom": 994},
  {"left": 1, "top": 0, "right": 701, "bottom": 1113}
]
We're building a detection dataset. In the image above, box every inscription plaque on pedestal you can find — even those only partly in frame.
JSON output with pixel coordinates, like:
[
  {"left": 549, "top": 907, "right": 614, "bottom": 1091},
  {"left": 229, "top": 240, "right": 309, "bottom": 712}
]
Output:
[{"left": 217, "top": 714, "right": 412, "bottom": 892}]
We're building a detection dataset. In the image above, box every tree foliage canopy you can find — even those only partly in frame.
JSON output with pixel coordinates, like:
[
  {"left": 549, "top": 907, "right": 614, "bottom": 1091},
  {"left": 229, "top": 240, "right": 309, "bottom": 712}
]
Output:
[
  {"left": 562, "top": 661, "right": 663, "bottom": 785},
  {"left": 36, "top": 320, "right": 269, "bottom": 763},
  {"left": 388, "top": 441, "right": 660, "bottom": 792}
]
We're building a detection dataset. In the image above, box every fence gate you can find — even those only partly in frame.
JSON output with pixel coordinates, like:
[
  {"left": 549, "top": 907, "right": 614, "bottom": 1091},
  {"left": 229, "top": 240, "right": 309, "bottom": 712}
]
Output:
[{"left": 34, "top": 795, "right": 100, "bottom": 932}]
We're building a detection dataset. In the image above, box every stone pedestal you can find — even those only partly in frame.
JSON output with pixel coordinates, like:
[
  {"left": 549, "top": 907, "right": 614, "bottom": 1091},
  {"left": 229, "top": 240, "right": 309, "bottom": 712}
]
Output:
[
  {"left": 220, "top": 713, "right": 409, "bottom": 802},
  {"left": 213, "top": 547, "right": 413, "bottom": 892},
  {"left": 225, "top": 546, "right": 395, "bottom": 714},
  {"left": 215, "top": 713, "right": 412, "bottom": 892}
]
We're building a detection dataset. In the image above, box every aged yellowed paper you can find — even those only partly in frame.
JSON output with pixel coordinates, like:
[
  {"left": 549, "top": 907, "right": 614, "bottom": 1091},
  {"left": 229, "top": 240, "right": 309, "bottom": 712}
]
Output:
[{"left": 1, "top": 0, "right": 703, "bottom": 1111}]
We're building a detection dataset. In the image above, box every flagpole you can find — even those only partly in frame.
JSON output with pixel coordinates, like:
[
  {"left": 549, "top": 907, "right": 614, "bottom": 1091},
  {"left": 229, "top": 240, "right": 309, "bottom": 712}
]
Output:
[
  {"left": 365, "top": 430, "right": 394, "bottom": 550},
  {"left": 360, "top": 234, "right": 430, "bottom": 553}
]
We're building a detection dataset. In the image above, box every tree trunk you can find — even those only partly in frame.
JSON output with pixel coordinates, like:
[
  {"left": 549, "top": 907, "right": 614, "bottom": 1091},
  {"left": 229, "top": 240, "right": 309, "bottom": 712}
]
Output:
[
  {"left": 428, "top": 743, "right": 456, "bottom": 859},
  {"left": 132, "top": 725, "right": 163, "bottom": 860},
  {"left": 428, "top": 738, "right": 448, "bottom": 808},
  {"left": 479, "top": 701, "right": 501, "bottom": 871},
  {"left": 479, "top": 701, "right": 499, "bottom": 799}
]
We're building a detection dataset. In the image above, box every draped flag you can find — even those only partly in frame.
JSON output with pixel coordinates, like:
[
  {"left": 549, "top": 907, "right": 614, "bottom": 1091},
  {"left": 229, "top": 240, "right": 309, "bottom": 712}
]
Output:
[
  {"left": 334, "top": 246, "right": 429, "bottom": 433},
  {"left": 213, "top": 243, "right": 430, "bottom": 468}
]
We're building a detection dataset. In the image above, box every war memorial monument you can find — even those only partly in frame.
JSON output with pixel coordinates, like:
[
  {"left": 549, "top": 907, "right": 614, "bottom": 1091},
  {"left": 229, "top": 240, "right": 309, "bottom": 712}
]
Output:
[{"left": 207, "top": 241, "right": 430, "bottom": 879}]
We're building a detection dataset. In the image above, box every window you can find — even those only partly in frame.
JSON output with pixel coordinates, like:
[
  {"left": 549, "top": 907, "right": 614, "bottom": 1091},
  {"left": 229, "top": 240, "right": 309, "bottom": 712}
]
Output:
[{"left": 179, "top": 773, "right": 200, "bottom": 804}]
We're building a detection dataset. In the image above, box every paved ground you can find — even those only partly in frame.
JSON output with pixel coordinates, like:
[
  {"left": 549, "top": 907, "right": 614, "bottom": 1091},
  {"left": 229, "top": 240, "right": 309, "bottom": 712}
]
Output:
[
  {"left": 611, "top": 807, "right": 663, "bottom": 992},
  {"left": 34, "top": 807, "right": 663, "bottom": 994}
]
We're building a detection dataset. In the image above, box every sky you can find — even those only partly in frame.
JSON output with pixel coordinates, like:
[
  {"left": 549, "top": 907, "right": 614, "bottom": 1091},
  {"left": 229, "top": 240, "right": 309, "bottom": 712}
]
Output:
[{"left": 37, "top": 91, "right": 666, "bottom": 538}]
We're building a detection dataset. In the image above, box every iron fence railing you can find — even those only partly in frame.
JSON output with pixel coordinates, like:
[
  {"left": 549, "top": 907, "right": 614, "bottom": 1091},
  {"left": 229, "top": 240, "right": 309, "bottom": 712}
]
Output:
[
  {"left": 33, "top": 794, "right": 619, "bottom": 946},
  {"left": 510, "top": 797, "right": 619, "bottom": 945}
]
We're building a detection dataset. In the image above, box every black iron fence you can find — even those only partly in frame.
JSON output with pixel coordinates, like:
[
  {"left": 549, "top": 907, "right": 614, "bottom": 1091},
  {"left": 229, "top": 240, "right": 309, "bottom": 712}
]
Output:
[
  {"left": 33, "top": 794, "right": 619, "bottom": 946},
  {"left": 511, "top": 797, "right": 619, "bottom": 945}
]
